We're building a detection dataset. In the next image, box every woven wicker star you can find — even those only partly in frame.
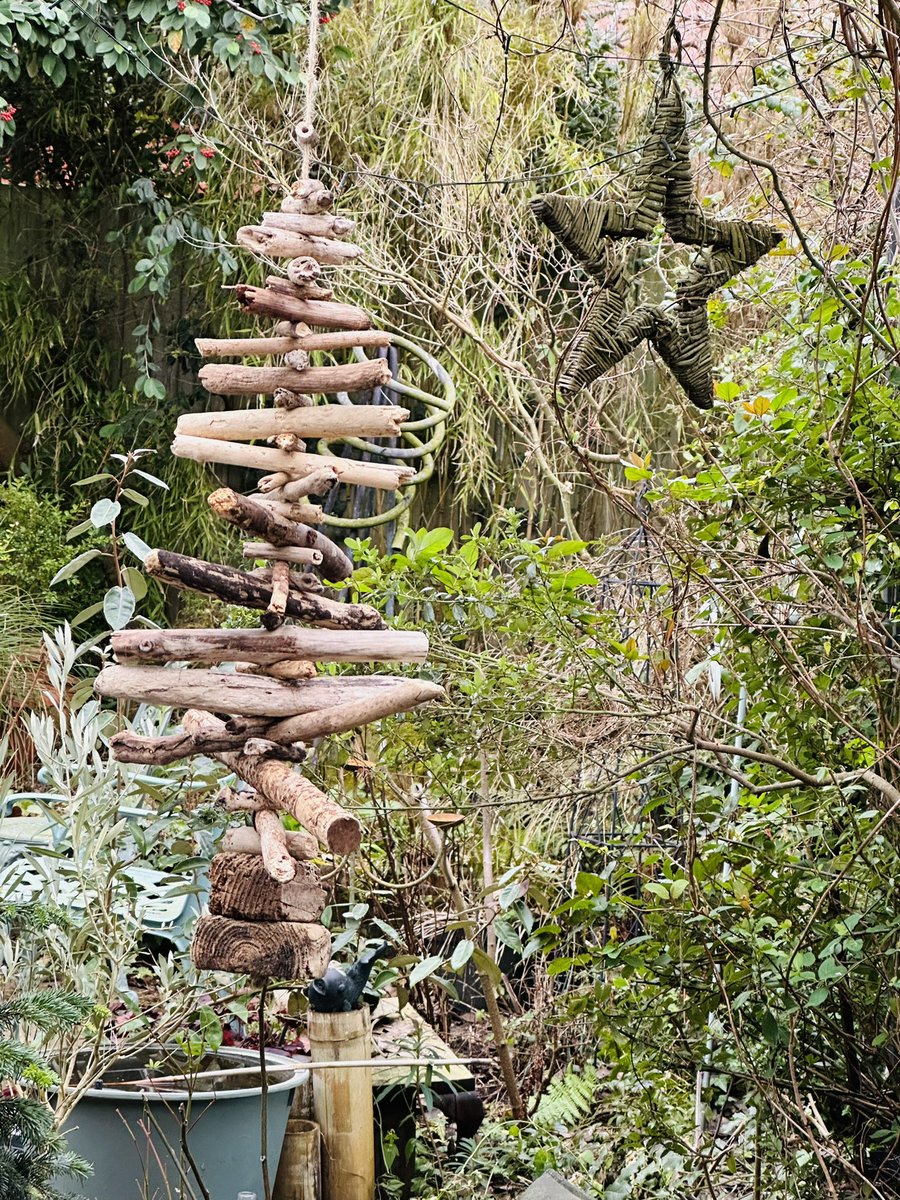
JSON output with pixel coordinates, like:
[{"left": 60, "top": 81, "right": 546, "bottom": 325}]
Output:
[{"left": 532, "top": 70, "right": 781, "bottom": 408}]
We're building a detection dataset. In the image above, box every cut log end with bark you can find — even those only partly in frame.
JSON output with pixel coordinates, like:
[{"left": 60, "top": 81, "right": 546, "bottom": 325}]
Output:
[
  {"left": 209, "top": 853, "right": 326, "bottom": 922},
  {"left": 191, "top": 914, "right": 331, "bottom": 978}
]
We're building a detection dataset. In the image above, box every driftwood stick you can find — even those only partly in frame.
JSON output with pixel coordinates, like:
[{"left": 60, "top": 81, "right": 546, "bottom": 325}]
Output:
[
  {"left": 236, "top": 659, "right": 317, "bottom": 681},
  {"left": 96, "top": 666, "right": 409, "bottom": 719},
  {"left": 283, "top": 180, "right": 333, "bottom": 214},
  {"left": 195, "top": 330, "right": 392, "bottom": 357},
  {"left": 261, "top": 212, "right": 355, "bottom": 238},
  {"left": 241, "top": 739, "right": 306, "bottom": 762},
  {"left": 258, "top": 468, "right": 337, "bottom": 498},
  {"left": 263, "top": 560, "right": 291, "bottom": 631},
  {"left": 221, "top": 825, "right": 318, "bottom": 861},
  {"left": 107, "top": 727, "right": 280, "bottom": 765},
  {"left": 250, "top": 811, "right": 296, "bottom": 884},
  {"left": 243, "top": 543, "right": 323, "bottom": 567},
  {"left": 144, "top": 549, "right": 385, "bottom": 629},
  {"left": 183, "top": 710, "right": 362, "bottom": 853},
  {"left": 198, "top": 359, "right": 391, "bottom": 397},
  {"left": 264, "top": 679, "right": 444, "bottom": 744},
  {"left": 236, "top": 285, "right": 371, "bottom": 331},
  {"left": 177, "top": 404, "right": 406, "bottom": 442},
  {"left": 247, "top": 496, "right": 325, "bottom": 524},
  {"left": 174, "top": 436, "right": 414, "bottom": 491},
  {"left": 208, "top": 488, "right": 353, "bottom": 580},
  {"left": 237, "top": 226, "right": 362, "bottom": 265},
  {"left": 111, "top": 627, "right": 428, "bottom": 666}
]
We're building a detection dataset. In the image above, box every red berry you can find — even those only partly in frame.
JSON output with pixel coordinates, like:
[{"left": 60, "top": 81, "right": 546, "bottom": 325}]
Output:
[
  {"left": 250, "top": 39, "right": 261, "bottom": 53},
  {"left": 201, "top": 147, "right": 215, "bottom": 158},
  {"left": 319, "top": 13, "right": 330, "bottom": 22}
]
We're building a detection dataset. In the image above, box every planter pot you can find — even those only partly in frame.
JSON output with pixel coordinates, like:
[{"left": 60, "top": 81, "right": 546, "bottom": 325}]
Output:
[{"left": 54, "top": 1045, "right": 307, "bottom": 1200}]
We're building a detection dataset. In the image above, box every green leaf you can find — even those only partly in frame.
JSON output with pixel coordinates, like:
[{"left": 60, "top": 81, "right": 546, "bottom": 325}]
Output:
[
  {"left": 71, "top": 601, "right": 105, "bottom": 626},
  {"left": 50, "top": 549, "right": 101, "bottom": 586},
  {"left": 122, "top": 487, "right": 148, "bottom": 507},
  {"left": 131, "top": 468, "right": 169, "bottom": 490},
  {"left": 644, "top": 881, "right": 669, "bottom": 899},
  {"left": 449, "top": 939, "right": 475, "bottom": 971},
  {"left": 103, "top": 585, "right": 136, "bottom": 630},
  {"left": 90, "top": 498, "right": 121, "bottom": 528},
  {"left": 123, "top": 532, "right": 152, "bottom": 562},
  {"left": 122, "top": 566, "right": 148, "bottom": 600},
  {"left": 408, "top": 955, "right": 444, "bottom": 988}
]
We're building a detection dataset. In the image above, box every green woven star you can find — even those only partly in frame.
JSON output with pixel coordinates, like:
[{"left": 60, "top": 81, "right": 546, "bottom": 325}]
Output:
[{"left": 532, "top": 72, "right": 781, "bottom": 408}]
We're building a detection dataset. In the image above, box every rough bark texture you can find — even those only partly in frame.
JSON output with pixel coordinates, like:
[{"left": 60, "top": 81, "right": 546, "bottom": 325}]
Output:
[
  {"left": 111, "top": 626, "right": 427, "bottom": 665},
  {"left": 235, "top": 284, "right": 371, "bottom": 330},
  {"left": 191, "top": 914, "right": 331, "bottom": 978},
  {"left": 198, "top": 358, "right": 391, "bottom": 397},
  {"left": 207, "top": 488, "right": 353, "bottom": 580},
  {"left": 209, "top": 853, "right": 326, "bottom": 922},
  {"left": 183, "top": 710, "right": 362, "bottom": 853},
  {"left": 144, "top": 549, "right": 385, "bottom": 629}
]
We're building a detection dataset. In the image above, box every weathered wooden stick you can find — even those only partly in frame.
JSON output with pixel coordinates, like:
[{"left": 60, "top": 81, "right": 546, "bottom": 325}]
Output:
[
  {"left": 96, "top": 666, "right": 409, "bottom": 718},
  {"left": 237, "top": 226, "right": 362, "bottom": 265},
  {"left": 209, "top": 853, "right": 326, "bottom": 920},
  {"left": 248, "top": 496, "right": 325, "bottom": 524},
  {"left": 261, "top": 211, "right": 356, "bottom": 238},
  {"left": 191, "top": 914, "right": 331, "bottom": 977},
  {"left": 208, "top": 488, "right": 353, "bottom": 580},
  {"left": 236, "top": 285, "right": 370, "bottom": 331},
  {"left": 258, "top": 468, "right": 337, "bottom": 498},
  {"left": 176, "top": 403, "right": 407, "bottom": 442},
  {"left": 283, "top": 180, "right": 333, "bottom": 215},
  {"left": 263, "top": 560, "right": 291, "bottom": 631},
  {"left": 221, "top": 824, "right": 318, "bottom": 860},
  {"left": 174, "top": 436, "right": 414, "bottom": 491},
  {"left": 269, "top": 275, "right": 334, "bottom": 302},
  {"left": 195, "top": 331, "right": 393, "bottom": 357},
  {"left": 243, "top": 543, "right": 323, "bottom": 567},
  {"left": 198, "top": 359, "right": 391, "bottom": 397},
  {"left": 183, "top": 710, "right": 362, "bottom": 853},
  {"left": 249, "top": 810, "right": 295, "bottom": 882},
  {"left": 107, "top": 726, "right": 290, "bottom": 766},
  {"left": 264, "top": 679, "right": 444, "bottom": 744},
  {"left": 235, "top": 659, "right": 318, "bottom": 681},
  {"left": 143, "top": 549, "right": 385, "bottom": 629},
  {"left": 112, "top": 627, "right": 428, "bottom": 666}
]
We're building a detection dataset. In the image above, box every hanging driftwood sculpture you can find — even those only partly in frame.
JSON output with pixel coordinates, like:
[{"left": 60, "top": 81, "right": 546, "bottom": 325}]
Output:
[{"left": 531, "top": 67, "right": 781, "bottom": 406}]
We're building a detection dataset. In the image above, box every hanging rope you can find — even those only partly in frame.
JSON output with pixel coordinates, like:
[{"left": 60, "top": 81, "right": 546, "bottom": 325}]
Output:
[{"left": 295, "top": 0, "right": 321, "bottom": 179}]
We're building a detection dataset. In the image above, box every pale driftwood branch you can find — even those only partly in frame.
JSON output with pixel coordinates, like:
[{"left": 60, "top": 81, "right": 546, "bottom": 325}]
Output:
[
  {"left": 191, "top": 913, "right": 331, "bottom": 977},
  {"left": 247, "top": 496, "right": 325, "bottom": 524},
  {"left": 237, "top": 226, "right": 362, "bottom": 265},
  {"left": 183, "top": 710, "right": 362, "bottom": 853},
  {"left": 258, "top": 468, "right": 337, "bottom": 498},
  {"left": 237, "top": 659, "right": 317, "bottom": 681},
  {"left": 173, "top": 436, "right": 414, "bottom": 491},
  {"left": 112, "top": 627, "right": 427, "bottom": 666},
  {"left": 208, "top": 487, "right": 353, "bottom": 580},
  {"left": 176, "top": 403, "right": 407, "bottom": 442},
  {"left": 243, "top": 543, "right": 323, "bottom": 567},
  {"left": 262, "top": 560, "right": 291, "bottom": 631},
  {"left": 264, "top": 679, "right": 445, "bottom": 745},
  {"left": 144, "top": 549, "right": 385, "bottom": 629},
  {"left": 197, "top": 358, "right": 391, "bottom": 397},
  {"left": 209, "top": 852, "right": 326, "bottom": 920},
  {"left": 96, "top": 666, "right": 409, "bottom": 718},
  {"left": 261, "top": 211, "right": 355, "bottom": 238},
  {"left": 282, "top": 179, "right": 333, "bottom": 214},
  {"left": 194, "top": 329, "right": 392, "bottom": 357},
  {"left": 236, "top": 284, "right": 370, "bottom": 331},
  {"left": 107, "top": 726, "right": 289, "bottom": 765},
  {"left": 221, "top": 824, "right": 318, "bottom": 861}
]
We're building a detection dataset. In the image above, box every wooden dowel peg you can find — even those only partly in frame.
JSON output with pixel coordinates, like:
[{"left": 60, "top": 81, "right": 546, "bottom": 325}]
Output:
[
  {"left": 198, "top": 358, "right": 391, "bottom": 397},
  {"left": 243, "top": 543, "right": 324, "bottom": 567},
  {"left": 111, "top": 627, "right": 429, "bottom": 666},
  {"left": 263, "top": 560, "right": 291, "bottom": 630}
]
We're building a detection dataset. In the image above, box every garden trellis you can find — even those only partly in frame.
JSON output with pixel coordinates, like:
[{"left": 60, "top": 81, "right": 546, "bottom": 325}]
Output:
[{"left": 93, "top": 172, "right": 446, "bottom": 986}]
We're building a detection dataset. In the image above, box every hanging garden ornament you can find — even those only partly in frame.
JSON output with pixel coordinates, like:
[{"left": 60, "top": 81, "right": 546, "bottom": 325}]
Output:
[{"left": 532, "top": 48, "right": 781, "bottom": 408}]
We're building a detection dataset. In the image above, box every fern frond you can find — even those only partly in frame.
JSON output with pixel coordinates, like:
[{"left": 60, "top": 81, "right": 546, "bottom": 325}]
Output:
[{"left": 534, "top": 1063, "right": 599, "bottom": 1130}]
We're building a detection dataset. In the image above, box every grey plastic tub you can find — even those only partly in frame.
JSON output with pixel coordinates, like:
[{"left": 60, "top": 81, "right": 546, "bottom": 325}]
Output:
[{"left": 54, "top": 1046, "right": 308, "bottom": 1200}]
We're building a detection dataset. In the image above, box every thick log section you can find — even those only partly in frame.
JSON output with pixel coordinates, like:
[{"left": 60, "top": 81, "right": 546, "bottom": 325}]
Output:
[
  {"left": 176, "top": 403, "right": 407, "bottom": 441},
  {"left": 261, "top": 211, "right": 355, "bottom": 238},
  {"left": 236, "top": 284, "right": 371, "bottom": 331},
  {"left": 191, "top": 914, "right": 331, "bottom": 978},
  {"left": 208, "top": 487, "right": 353, "bottom": 580},
  {"left": 197, "top": 358, "right": 391, "bottom": 396},
  {"left": 237, "top": 226, "right": 362, "bottom": 265},
  {"left": 243, "top": 543, "right": 323, "bottom": 566},
  {"left": 195, "top": 330, "right": 392, "bottom": 356},
  {"left": 183, "top": 710, "right": 362, "bottom": 853},
  {"left": 95, "top": 666, "right": 409, "bottom": 718},
  {"left": 209, "top": 854, "right": 326, "bottom": 922},
  {"left": 144, "top": 549, "right": 385, "bottom": 629},
  {"left": 111, "top": 626, "right": 428, "bottom": 666},
  {"left": 221, "top": 825, "right": 318, "bottom": 860},
  {"left": 173, "top": 436, "right": 415, "bottom": 491},
  {"left": 264, "top": 679, "right": 445, "bottom": 745}
]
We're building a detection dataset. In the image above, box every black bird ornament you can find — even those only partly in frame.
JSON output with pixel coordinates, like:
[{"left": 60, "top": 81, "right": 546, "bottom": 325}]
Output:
[{"left": 307, "top": 943, "right": 392, "bottom": 1013}]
